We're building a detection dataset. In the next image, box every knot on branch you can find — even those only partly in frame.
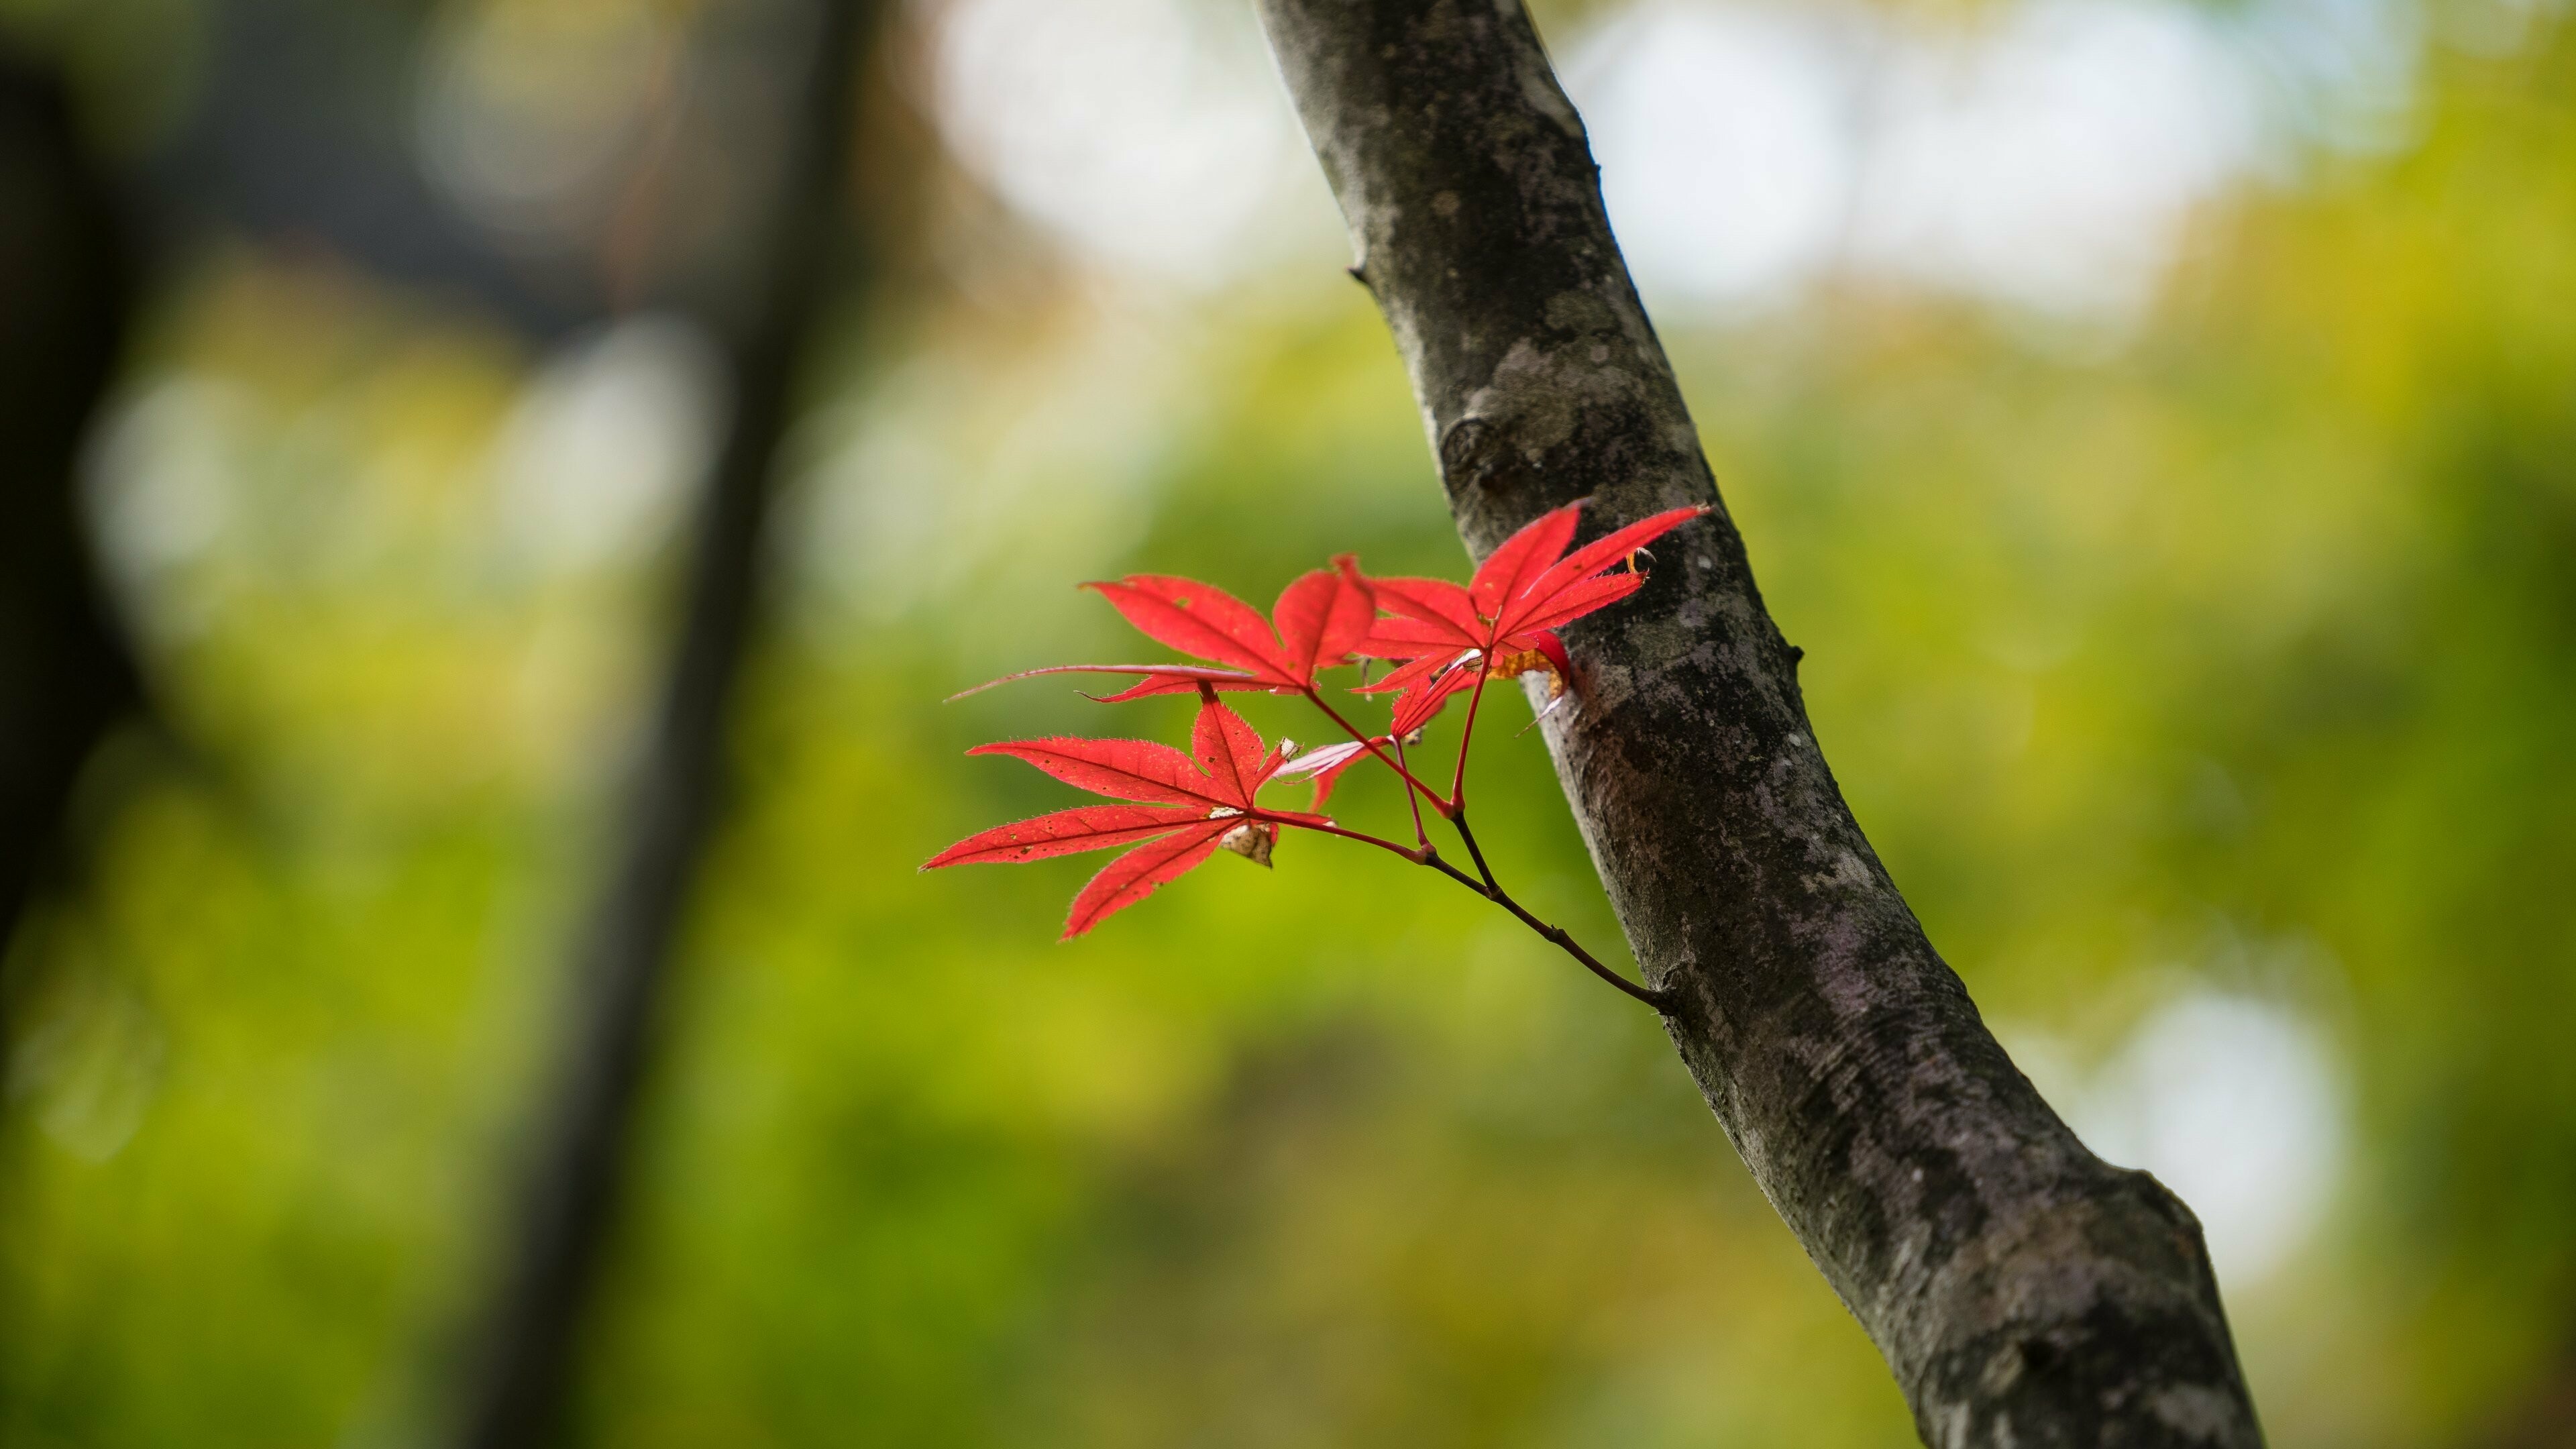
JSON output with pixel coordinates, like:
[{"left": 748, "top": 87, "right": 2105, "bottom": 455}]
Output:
[{"left": 1437, "top": 415, "right": 1544, "bottom": 525}]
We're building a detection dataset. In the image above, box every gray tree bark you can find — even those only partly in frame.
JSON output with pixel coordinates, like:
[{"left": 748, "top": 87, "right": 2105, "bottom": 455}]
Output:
[{"left": 1252, "top": 3, "right": 2263, "bottom": 1445}]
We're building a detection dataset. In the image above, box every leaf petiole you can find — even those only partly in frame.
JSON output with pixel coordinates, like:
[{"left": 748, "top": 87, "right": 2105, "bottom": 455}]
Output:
[
  {"left": 1300, "top": 687, "right": 1452, "bottom": 818},
  {"left": 1265, "top": 805, "right": 1670, "bottom": 1014},
  {"left": 1448, "top": 625, "right": 1497, "bottom": 812}
]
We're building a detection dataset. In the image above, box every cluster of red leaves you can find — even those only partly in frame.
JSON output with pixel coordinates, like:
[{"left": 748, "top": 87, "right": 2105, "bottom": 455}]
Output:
[
  {"left": 929, "top": 498, "right": 1707, "bottom": 938},
  {"left": 1355, "top": 502, "right": 1709, "bottom": 733}
]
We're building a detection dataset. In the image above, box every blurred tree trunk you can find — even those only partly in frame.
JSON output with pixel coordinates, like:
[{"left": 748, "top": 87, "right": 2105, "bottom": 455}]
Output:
[
  {"left": 0, "top": 47, "right": 143, "bottom": 983},
  {"left": 2487, "top": 1322, "right": 2576, "bottom": 1449},
  {"left": 1252, "top": 3, "right": 2261, "bottom": 1446},
  {"left": 446, "top": 3, "right": 877, "bottom": 1444}
]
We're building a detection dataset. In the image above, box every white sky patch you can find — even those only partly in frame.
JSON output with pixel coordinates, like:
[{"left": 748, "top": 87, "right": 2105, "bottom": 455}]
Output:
[
  {"left": 2008, "top": 990, "right": 2346, "bottom": 1287},
  {"left": 923, "top": 0, "right": 1320, "bottom": 288},
  {"left": 490, "top": 312, "right": 724, "bottom": 574},
  {"left": 1566, "top": 0, "right": 2298, "bottom": 325},
  {"left": 920, "top": 0, "right": 2425, "bottom": 320},
  {"left": 1846, "top": 0, "right": 2267, "bottom": 320},
  {"left": 1564, "top": 4, "right": 1858, "bottom": 313}
]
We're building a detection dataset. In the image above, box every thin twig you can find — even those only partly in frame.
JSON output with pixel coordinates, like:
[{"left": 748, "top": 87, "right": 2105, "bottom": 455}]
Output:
[
  {"left": 1451, "top": 808, "right": 1664, "bottom": 1009},
  {"left": 1277, "top": 815, "right": 1426, "bottom": 864},
  {"left": 1501, "top": 899, "right": 1670, "bottom": 1011},
  {"left": 1387, "top": 730, "right": 1433, "bottom": 848},
  {"left": 1271, "top": 761, "right": 1668, "bottom": 1013},
  {"left": 1301, "top": 686, "right": 1449, "bottom": 816},
  {"left": 1356, "top": 659, "right": 1429, "bottom": 848},
  {"left": 1447, "top": 806, "right": 1502, "bottom": 898},
  {"left": 1448, "top": 633, "right": 1495, "bottom": 808},
  {"left": 1414, "top": 844, "right": 1494, "bottom": 898}
]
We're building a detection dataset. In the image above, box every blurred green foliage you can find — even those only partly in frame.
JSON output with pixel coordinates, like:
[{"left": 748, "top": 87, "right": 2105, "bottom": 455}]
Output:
[{"left": 2, "top": 3, "right": 2573, "bottom": 1447}]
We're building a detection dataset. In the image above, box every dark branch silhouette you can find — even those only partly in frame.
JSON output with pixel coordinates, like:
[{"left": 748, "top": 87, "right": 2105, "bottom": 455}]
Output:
[
  {"left": 446, "top": 4, "right": 879, "bottom": 1445},
  {"left": 0, "top": 44, "right": 145, "bottom": 979}
]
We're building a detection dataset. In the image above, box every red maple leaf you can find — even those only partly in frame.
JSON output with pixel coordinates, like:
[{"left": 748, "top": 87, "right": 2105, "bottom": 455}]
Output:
[
  {"left": 949, "top": 556, "right": 1376, "bottom": 703},
  {"left": 945, "top": 498, "right": 1709, "bottom": 822},
  {"left": 929, "top": 504, "right": 1690, "bottom": 1011},
  {"left": 1267, "top": 737, "right": 1378, "bottom": 810},
  {"left": 924, "top": 692, "right": 1331, "bottom": 938},
  {"left": 1352, "top": 500, "right": 1706, "bottom": 730}
]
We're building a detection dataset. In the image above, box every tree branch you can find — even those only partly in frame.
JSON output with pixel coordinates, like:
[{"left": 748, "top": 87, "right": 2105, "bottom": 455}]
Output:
[
  {"left": 1252, "top": 3, "right": 2261, "bottom": 1444},
  {"left": 445, "top": 3, "right": 878, "bottom": 1444},
  {"left": 0, "top": 44, "right": 144, "bottom": 963}
]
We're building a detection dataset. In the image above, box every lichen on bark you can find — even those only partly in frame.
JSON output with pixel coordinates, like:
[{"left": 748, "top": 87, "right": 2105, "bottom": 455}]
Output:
[{"left": 1254, "top": 1, "right": 2265, "bottom": 1444}]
